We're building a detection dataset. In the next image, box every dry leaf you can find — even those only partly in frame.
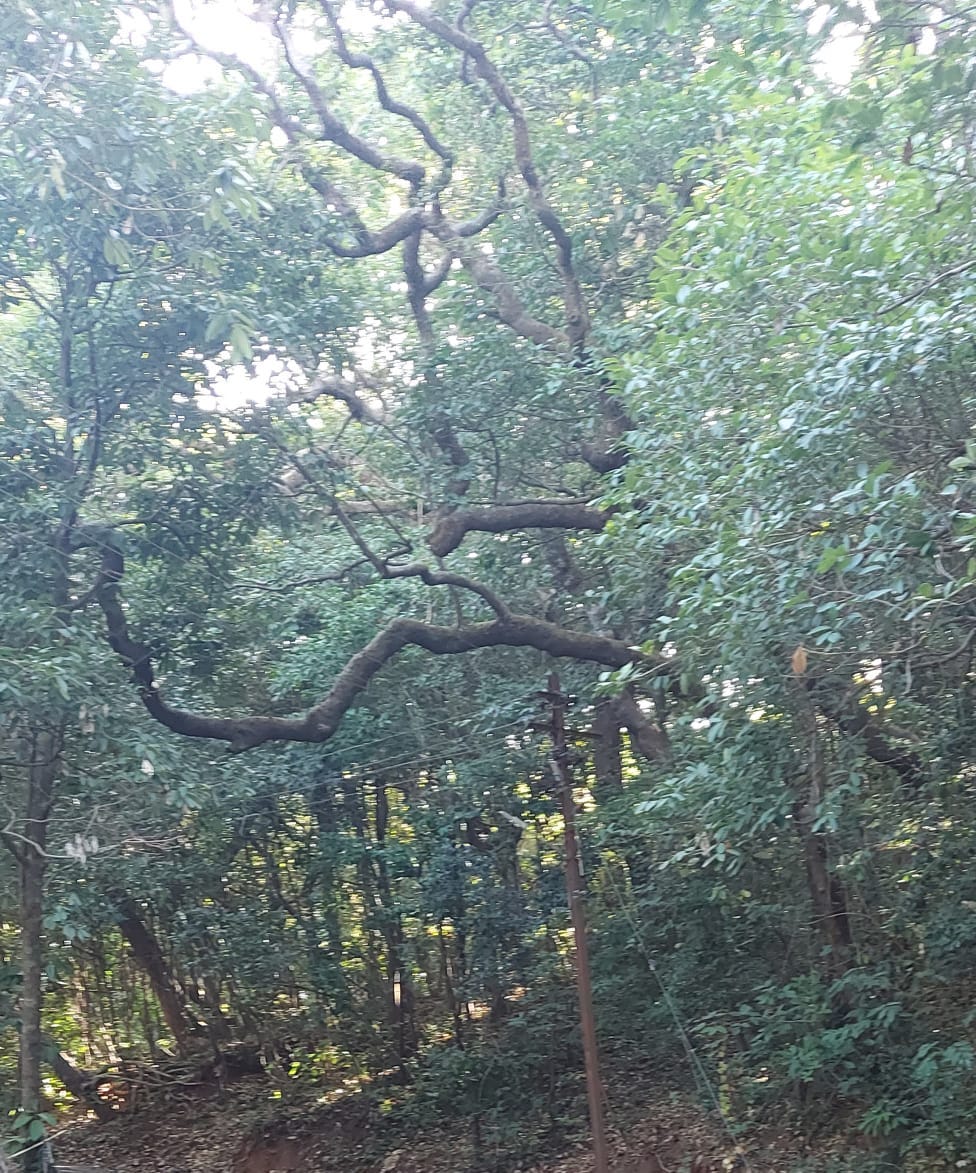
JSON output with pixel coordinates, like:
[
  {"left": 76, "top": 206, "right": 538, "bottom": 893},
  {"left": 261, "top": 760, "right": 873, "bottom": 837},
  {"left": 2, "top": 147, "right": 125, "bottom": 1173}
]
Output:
[{"left": 791, "top": 645, "right": 808, "bottom": 675}]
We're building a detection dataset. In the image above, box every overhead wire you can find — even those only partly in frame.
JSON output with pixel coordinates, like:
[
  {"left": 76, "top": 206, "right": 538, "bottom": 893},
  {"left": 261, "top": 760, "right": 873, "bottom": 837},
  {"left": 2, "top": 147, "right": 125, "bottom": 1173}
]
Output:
[{"left": 602, "top": 860, "right": 754, "bottom": 1171}]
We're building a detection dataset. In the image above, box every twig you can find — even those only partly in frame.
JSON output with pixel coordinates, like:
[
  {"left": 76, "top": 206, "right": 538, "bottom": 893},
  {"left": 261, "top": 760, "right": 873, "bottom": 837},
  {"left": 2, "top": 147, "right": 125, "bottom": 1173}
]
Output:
[{"left": 879, "top": 256, "right": 976, "bottom": 314}]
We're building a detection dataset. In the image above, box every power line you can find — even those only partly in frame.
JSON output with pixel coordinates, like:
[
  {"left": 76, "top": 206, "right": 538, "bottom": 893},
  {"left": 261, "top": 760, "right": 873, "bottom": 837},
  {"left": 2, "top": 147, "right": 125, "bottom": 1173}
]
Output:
[{"left": 603, "top": 864, "right": 754, "bottom": 1172}]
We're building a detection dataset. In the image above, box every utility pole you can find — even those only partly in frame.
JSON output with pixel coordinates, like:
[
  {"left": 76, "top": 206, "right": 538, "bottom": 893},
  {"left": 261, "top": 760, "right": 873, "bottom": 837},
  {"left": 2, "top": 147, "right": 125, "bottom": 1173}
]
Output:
[{"left": 547, "top": 672, "right": 611, "bottom": 1173}]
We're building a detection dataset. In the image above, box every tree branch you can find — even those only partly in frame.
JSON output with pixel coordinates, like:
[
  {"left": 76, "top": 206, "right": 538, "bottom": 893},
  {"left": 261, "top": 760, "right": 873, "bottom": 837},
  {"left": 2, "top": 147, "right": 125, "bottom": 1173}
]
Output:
[
  {"left": 432, "top": 222, "right": 569, "bottom": 349},
  {"left": 318, "top": 0, "right": 454, "bottom": 166},
  {"left": 285, "top": 373, "right": 386, "bottom": 423},
  {"left": 84, "top": 528, "right": 646, "bottom": 753},
  {"left": 273, "top": 11, "right": 426, "bottom": 185},
  {"left": 403, "top": 226, "right": 472, "bottom": 496},
  {"left": 387, "top": 0, "right": 590, "bottom": 346},
  {"left": 426, "top": 501, "right": 609, "bottom": 557}
]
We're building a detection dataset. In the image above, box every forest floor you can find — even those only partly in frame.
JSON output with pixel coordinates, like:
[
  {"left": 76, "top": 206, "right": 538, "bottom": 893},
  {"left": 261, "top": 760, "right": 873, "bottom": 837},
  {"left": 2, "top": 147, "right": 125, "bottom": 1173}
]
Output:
[{"left": 50, "top": 1058, "right": 865, "bottom": 1173}]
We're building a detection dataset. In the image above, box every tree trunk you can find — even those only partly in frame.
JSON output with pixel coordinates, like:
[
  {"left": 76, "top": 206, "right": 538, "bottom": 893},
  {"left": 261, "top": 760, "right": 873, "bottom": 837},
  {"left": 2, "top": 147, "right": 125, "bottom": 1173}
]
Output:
[
  {"left": 342, "top": 777, "right": 388, "bottom": 1017},
  {"left": 591, "top": 700, "right": 624, "bottom": 803},
  {"left": 590, "top": 698, "right": 653, "bottom": 889},
  {"left": 17, "top": 732, "right": 61, "bottom": 1172},
  {"left": 792, "top": 689, "right": 852, "bottom": 975},
  {"left": 375, "top": 782, "right": 416, "bottom": 1064},
  {"left": 113, "top": 897, "right": 192, "bottom": 1054},
  {"left": 311, "top": 772, "right": 351, "bottom": 1013},
  {"left": 43, "top": 1040, "right": 115, "bottom": 1123}
]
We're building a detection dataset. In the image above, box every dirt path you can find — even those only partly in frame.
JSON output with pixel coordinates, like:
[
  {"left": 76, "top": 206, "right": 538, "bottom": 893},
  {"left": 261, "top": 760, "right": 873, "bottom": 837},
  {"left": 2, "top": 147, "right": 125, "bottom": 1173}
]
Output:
[{"left": 51, "top": 1070, "right": 824, "bottom": 1173}]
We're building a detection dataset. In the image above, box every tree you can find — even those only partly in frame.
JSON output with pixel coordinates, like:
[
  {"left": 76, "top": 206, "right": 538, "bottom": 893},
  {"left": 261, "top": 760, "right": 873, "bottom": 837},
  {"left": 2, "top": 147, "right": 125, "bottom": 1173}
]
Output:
[{"left": 4, "top": 0, "right": 976, "bottom": 1166}]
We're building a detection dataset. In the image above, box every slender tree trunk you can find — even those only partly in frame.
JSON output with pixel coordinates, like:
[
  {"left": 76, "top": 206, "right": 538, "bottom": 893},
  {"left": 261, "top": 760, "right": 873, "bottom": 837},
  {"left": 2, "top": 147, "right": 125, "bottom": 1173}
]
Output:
[
  {"left": 549, "top": 675, "right": 611, "bottom": 1173},
  {"left": 375, "top": 782, "right": 416, "bottom": 1063},
  {"left": 438, "top": 922, "right": 465, "bottom": 1049},
  {"left": 343, "top": 777, "right": 389, "bottom": 1018},
  {"left": 792, "top": 688, "right": 852, "bottom": 975},
  {"left": 44, "top": 1041, "right": 114, "bottom": 1123},
  {"left": 590, "top": 700, "right": 623, "bottom": 804},
  {"left": 311, "top": 773, "right": 351, "bottom": 1012},
  {"left": 113, "top": 897, "right": 192, "bottom": 1054},
  {"left": 16, "top": 731, "right": 61, "bottom": 1172}
]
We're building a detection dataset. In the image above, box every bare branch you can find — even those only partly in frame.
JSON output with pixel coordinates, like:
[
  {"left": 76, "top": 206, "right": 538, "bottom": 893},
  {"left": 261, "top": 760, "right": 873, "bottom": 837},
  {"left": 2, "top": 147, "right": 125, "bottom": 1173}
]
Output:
[
  {"left": 328, "top": 206, "right": 431, "bottom": 258},
  {"left": 878, "top": 256, "right": 976, "bottom": 315},
  {"left": 85, "top": 529, "right": 647, "bottom": 753},
  {"left": 384, "top": 560, "right": 511, "bottom": 619},
  {"left": 427, "top": 501, "right": 609, "bottom": 557},
  {"left": 452, "top": 179, "right": 507, "bottom": 237},
  {"left": 273, "top": 11, "right": 426, "bottom": 185},
  {"left": 432, "top": 222, "right": 569, "bottom": 349},
  {"left": 403, "top": 227, "right": 473, "bottom": 496},
  {"left": 285, "top": 373, "right": 386, "bottom": 423},
  {"left": 387, "top": 0, "right": 591, "bottom": 346},
  {"left": 318, "top": 0, "right": 454, "bottom": 164}
]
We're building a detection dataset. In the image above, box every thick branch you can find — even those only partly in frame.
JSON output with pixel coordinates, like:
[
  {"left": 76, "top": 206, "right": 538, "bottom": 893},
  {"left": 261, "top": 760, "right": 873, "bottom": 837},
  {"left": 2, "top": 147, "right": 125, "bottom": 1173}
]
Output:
[
  {"left": 387, "top": 0, "right": 590, "bottom": 346},
  {"left": 86, "top": 529, "right": 644, "bottom": 753},
  {"left": 613, "top": 688, "right": 671, "bottom": 762},
  {"left": 808, "top": 676, "right": 925, "bottom": 789},
  {"left": 432, "top": 222, "right": 569, "bottom": 349},
  {"left": 403, "top": 227, "right": 472, "bottom": 496},
  {"left": 274, "top": 13, "right": 426, "bottom": 185},
  {"left": 427, "top": 501, "right": 609, "bottom": 557},
  {"left": 285, "top": 373, "right": 386, "bottom": 423},
  {"left": 328, "top": 207, "right": 431, "bottom": 258},
  {"left": 832, "top": 705, "right": 925, "bottom": 789}
]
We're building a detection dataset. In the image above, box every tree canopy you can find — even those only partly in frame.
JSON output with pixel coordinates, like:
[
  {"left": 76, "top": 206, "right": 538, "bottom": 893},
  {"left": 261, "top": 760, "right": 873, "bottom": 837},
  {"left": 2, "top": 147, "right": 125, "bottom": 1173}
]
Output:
[{"left": 3, "top": 0, "right": 976, "bottom": 1169}]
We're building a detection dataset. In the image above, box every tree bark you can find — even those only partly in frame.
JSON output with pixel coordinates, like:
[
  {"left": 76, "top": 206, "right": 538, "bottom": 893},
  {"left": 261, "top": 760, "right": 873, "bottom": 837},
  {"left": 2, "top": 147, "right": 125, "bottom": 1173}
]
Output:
[
  {"left": 591, "top": 700, "right": 624, "bottom": 803},
  {"left": 792, "top": 690, "right": 852, "bottom": 975},
  {"left": 89, "top": 529, "right": 652, "bottom": 753},
  {"left": 426, "top": 502, "right": 609, "bottom": 558},
  {"left": 549, "top": 675, "right": 611, "bottom": 1173},
  {"left": 375, "top": 782, "right": 416, "bottom": 1064},
  {"left": 113, "top": 897, "right": 192, "bottom": 1054},
  {"left": 43, "top": 1040, "right": 115, "bottom": 1124}
]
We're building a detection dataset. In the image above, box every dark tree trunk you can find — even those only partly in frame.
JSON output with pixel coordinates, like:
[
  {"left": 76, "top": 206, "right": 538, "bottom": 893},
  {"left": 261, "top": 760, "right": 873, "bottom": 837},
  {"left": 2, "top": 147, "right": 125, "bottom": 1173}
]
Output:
[
  {"left": 44, "top": 1041, "right": 114, "bottom": 1123},
  {"left": 591, "top": 700, "right": 623, "bottom": 803},
  {"left": 590, "top": 698, "right": 655, "bottom": 889},
  {"left": 438, "top": 922, "right": 465, "bottom": 1049},
  {"left": 311, "top": 771, "right": 351, "bottom": 1012},
  {"left": 792, "top": 690, "right": 852, "bottom": 976},
  {"left": 113, "top": 897, "right": 192, "bottom": 1054},
  {"left": 375, "top": 782, "right": 416, "bottom": 1063},
  {"left": 342, "top": 777, "right": 388, "bottom": 1015}
]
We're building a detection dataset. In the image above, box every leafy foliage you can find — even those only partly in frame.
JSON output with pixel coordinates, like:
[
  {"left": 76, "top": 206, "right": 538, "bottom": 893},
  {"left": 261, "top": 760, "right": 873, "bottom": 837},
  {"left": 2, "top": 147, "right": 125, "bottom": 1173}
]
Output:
[{"left": 2, "top": 0, "right": 976, "bottom": 1168}]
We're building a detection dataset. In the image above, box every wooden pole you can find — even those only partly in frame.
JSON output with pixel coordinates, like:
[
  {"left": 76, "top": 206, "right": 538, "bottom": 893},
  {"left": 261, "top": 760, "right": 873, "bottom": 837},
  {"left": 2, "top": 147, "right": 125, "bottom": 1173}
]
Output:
[{"left": 548, "top": 672, "right": 611, "bottom": 1173}]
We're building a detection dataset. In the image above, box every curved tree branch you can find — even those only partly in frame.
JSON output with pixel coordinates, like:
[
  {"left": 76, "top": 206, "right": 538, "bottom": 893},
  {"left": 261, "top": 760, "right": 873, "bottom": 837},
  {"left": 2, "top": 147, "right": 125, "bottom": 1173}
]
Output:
[
  {"left": 386, "top": 0, "right": 590, "bottom": 346},
  {"left": 431, "top": 221, "right": 569, "bottom": 349},
  {"left": 426, "top": 501, "right": 609, "bottom": 557},
  {"left": 273, "top": 11, "right": 426, "bottom": 185},
  {"left": 285, "top": 373, "right": 386, "bottom": 423},
  {"left": 319, "top": 0, "right": 454, "bottom": 166},
  {"left": 83, "top": 528, "right": 647, "bottom": 753},
  {"left": 403, "top": 226, "right": 472, "bottom": 497}
]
